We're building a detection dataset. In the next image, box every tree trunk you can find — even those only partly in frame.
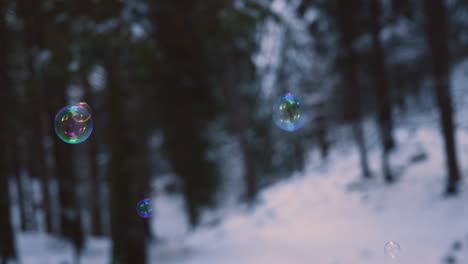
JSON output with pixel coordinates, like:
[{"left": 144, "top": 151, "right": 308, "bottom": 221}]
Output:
[
  {"left": 352, "top": 123, "right": 371, "bottom": 178},
  {"left": 107, "top": 61, "right": 147, "bottom": 264},
  {"left": 0, "top": 148, "right": 17, "bottom": 263},
  {"left": 337, "top": 0, "right": 371, "bottom": 179},
  {"left": 14, "top": 156, "right": 28, "bottom": 231},
  {"left": 370, "top": 0, "right": 395, "bottom": 183},
  {"left": 150, "top": 1, "right": 220, "bottom": 227},
  {"left": 316, "top": 114, "right": 329, "bottom": 160},
  {"left": 50, "top": 90, "right": 85, "bottom": 256},
  {"left": 17, "top": 0, "right": 50, "bottom": 233},
  {"left": 220, "top": 39, "right": 261, "bottom": 203},
  {"left": 0, "top": 2, "right": 18, "bottom": 261},
  {"left": 424, "top": 0, "right": 461, "bottom": 195},
  {"left": 82, "top": 75, "right": 104, "bottom": 237}
]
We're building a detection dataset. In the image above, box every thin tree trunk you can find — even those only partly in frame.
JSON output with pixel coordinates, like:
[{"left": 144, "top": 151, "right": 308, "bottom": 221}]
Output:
[
  {"left": 0, "top": 153, "right": 17, "bottom": 264},
  {"left": 50, "top": 90, "right": 85, "bottom": 255},
  {"left": 240, "top": 135, "right": 257, "bottom": 202},
  {"left": 337, "top": 0, "right": 371, "bottom": 179},
  {"left": 0, "top": 2, "right": 18, "bottom": 261},
  {"left": 17, "top": 0, "right": 48, "bottom": 233},
  {"left": 352, "top": 123, "right": 371, "bottom": 178},
  {"left": 82, "top": 75, "right": 104, "bottom": 237},
  {"left": 14, "top": 156, "right": 28, "bottom": 231},
  {"left": 370, "top": 0, "right": 395, "bottom": 183},
  {"left": 424, "top": 0, "right": 461, "bottom": 195},
  {"left": 28, "top": 56, "right": 53, "bottom": 234},
  {"left": 316, "top": 114, "right": 329, "bottom": 160},
  {"left": 221, "top": 45, "right": 259, "bottom": 203}
]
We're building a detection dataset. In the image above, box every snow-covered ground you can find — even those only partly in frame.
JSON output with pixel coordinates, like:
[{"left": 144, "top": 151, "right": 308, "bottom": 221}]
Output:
[
  {"left": 14, "top": 61, "right": 468, "bottom": 264},
  {"left": 150, "top": 126, "right": 468, "bottom": 264},
  {"left": 16, "top": 124, "right": 468, "bottom": 264}
]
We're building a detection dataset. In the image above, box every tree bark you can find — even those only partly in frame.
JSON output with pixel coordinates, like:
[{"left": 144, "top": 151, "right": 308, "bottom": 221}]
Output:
[
  {"left": 336, "top": 0, "right": 371, "bottom": 178},
  {"left": 424, "top": 0, "right": 461, "bottom": 195},
  {"left": 82, "top": 75, "right": 104, "bottom": 237},
  {"left": 0, "top": 2, "right": 18, "bottom": 261},
  {"left": 370, "top": 0, "right": 395, "bottom": 183},
  {"left": 50, "top": 89, "right": 85, "bottom": 256},
  {"left": 150, "top": 0, "right": 220, "bottom": 226},
  {"left": 107, "top": 61, "right": 147, "bottom": 264}
]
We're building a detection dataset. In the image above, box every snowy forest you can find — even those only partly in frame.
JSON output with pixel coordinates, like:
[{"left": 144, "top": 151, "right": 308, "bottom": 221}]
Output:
[{"left": 1, "top": 0, "right": 468, "bottom": 263}]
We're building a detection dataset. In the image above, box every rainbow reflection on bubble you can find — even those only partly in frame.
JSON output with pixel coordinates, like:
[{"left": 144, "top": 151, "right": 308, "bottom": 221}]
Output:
[
  {"left": 136, "top": 198, "right": 153, "bottom": 219},
  {"left": 54, "top": 103, "right": 94, "bottom": 144},
  {"left": 273, "top": 93, "right": 306, "bottom": 132},
  {"left": 72, "top": 102, "right": 92, "bottom": 122}
]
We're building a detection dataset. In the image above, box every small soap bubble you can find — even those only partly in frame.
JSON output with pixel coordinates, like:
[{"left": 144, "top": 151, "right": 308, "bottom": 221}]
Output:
[
  {"left": 72, "top": 102, "right": 92, "bottom": 122},
  {"left": 136, "top": 198, "right": 153, "bottom": 219},
  {"left": 273, "top": 93, "right": 306, "bottom": 132},
  {"left": 54, "top": 104, "right": 94, "bottom": 144},
  {"left": 384, "top": 240, "right": 401, "bottom": 259}
]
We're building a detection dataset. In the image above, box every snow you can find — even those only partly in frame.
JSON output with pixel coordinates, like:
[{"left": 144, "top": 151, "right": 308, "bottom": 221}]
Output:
[
  {"left": 150, "top": 125, "right": 468, "bottom": 264},
  {"left": 16, "top": 115, "right": 468, "bottom": 263},
  {"left": 13, "top": 46, "right": 468, "bottom": 264}
]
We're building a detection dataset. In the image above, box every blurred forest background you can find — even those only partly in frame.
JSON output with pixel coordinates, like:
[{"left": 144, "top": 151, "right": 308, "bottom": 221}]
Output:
[{"left": 1, "top": 0, "right": 468, "bottom": 263}]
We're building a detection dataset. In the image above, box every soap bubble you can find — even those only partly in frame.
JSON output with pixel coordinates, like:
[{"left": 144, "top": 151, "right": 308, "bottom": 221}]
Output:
[
  {"left": 136, "top": 198, "right": 153, "bottom": 219},
  {"left": 273, "top": 93, "right": 306, "bottom": 132},
  {"left": 384, "top": 240, "right": 401, "bottom": 259},
  {"left": 54, "top": 104, "right": 94, "bottom": 144},
  {"left": 72, "top": 102, "right": 92, "bottom": 122}
]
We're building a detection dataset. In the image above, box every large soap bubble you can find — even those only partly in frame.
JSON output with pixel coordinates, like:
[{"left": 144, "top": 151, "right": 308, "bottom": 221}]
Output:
[{"left": 54, "top": 103, "right": 93, "bottom": 144}]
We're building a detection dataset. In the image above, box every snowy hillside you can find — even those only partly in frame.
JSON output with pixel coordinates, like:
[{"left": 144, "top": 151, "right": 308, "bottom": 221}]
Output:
[{"left": 151, "top": 127, "right": 468, "bottom": 264}]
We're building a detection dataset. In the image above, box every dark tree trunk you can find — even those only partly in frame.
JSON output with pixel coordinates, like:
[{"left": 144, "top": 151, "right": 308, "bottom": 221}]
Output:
[
  {"left": 8, "top": 121, "right": 24, "bottom": 230},
  {"left": 17, "top": 0, "right": 49, "bottom": 234},
  {"left": 316, "top": 114, "right": 329, "bottom": 160},
  {"left": 82, "top": 76, "right": 104, "bottom": 237},
  {"left": 107, "top": 62, "right": 147, "bottom": 264},
  {"left": 150, "top": 1, "right": 220, "bottom": 227},
  {"left": 221, "top": 45, "right": 259, "bottom": 203},
  {"left": 123, "top": 54, "right": 154, "bottom": 239},
  {"left": 352, "top": 123, "right": 371, "bottom": 178},
  {"left": 50, "top": 90, "right": 85, "bottom": 256},
  {"left": 370, "top": 0, "right": 395, "bottom": 183},
  {"left": 240, "top": 135, "right": 257, "bottom": 203},
  {"left": 336, "top": 0, "right": 371, "bottom": 178},
  {"left": 0, "top": 148, "right": 17, "bottom": 263},
  {"left": 424, "top": 0, "right": 461, "bottom": 195},
  {"left": 23, "top": 19, "right": 53, "bottom": 235},
  {"left": 14, "top": 154, "right": 28, "bottom": 231},
  {"left": 0, "top": 2, "right": 18, "bottom": 261}
]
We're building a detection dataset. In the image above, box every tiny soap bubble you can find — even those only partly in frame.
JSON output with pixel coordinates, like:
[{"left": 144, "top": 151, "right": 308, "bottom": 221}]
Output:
[
  {"left": 384, "top": 240, "right": 401, "bottom": 259},
  {"left": 72, "top": 102, "right": 92, "bottom": 122},
  {"left": 136, "top": 198, "right": 153, "bottom": 219},
  {"left": 273, "top": 93, "right": 306, "bottom": 132}
]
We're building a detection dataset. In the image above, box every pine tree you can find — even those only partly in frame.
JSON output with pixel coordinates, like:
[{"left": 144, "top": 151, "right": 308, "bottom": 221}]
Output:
[
  {"left": 369, "top": 0, "right": 395, "bottom": 183},
  {"left": 0, "top": 1, "right": 18, "bottom": 261},
  {"left": 106, "top": 58, "right": 147, "bottom": 264},
  {"left": 424, "top": 0, "right": 461, "bottom": 195},
  {"left": 149, "top": 0, "right": 221, "bottom": 226},
  {"left": 336, "top": 0, "right": 371, "bottom": 178},
  {"left": 17, "top": 0, "right": 54, "bottom": 232}
]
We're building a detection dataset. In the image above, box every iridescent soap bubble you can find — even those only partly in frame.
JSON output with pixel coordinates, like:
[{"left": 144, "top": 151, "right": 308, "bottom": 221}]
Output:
[
  {"left": 136, "top": 198, "right": 153, "bottom": 219},
  {"left": 384, "top": 240, "right": 401, "bottom": 259},
  {"left": 72, "top": 102, "right": 92, "bottom": 122},
  {"left": 54, "top": 104, "right": 94, "bottom": 144},
  {"left": 273, "top": 93, "right": 306, "bottom": 131}
]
